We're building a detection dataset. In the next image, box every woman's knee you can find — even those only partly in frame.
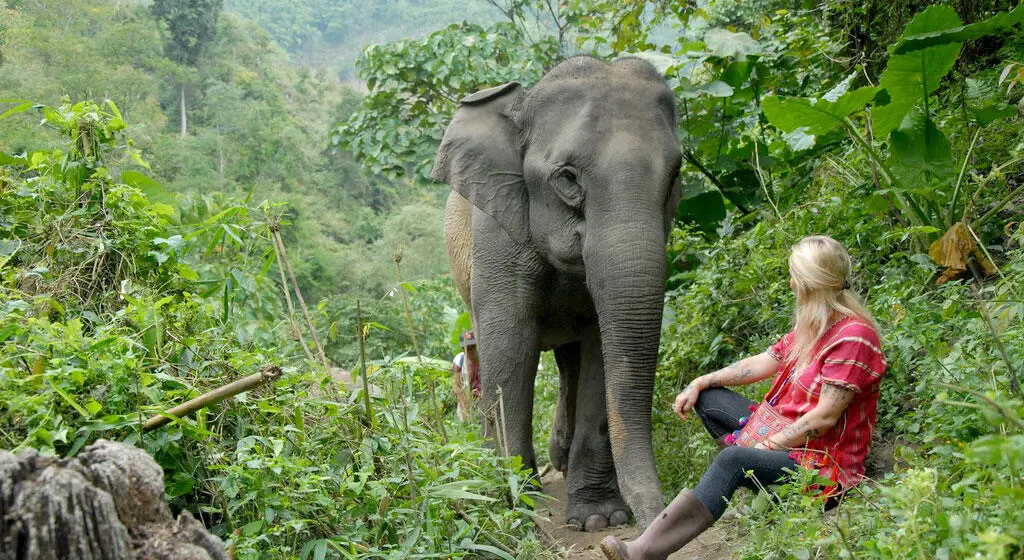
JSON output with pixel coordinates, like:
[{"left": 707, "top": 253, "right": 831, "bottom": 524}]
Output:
[{"left": 695, "top": 386, "right": 731, "bottom": 415}]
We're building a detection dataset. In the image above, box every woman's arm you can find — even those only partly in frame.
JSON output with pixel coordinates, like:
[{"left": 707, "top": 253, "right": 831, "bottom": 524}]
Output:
[
  {"left": 757, "top": 383, "right": 856, "bottom": 450},
  {"left": 674, "top": 352, "right": 780, "bottom": 420}
]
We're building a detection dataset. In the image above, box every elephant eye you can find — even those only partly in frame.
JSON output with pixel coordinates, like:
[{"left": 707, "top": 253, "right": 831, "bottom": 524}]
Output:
[{"left": 552, "top": 166, "right": 584, "bottom": 210}]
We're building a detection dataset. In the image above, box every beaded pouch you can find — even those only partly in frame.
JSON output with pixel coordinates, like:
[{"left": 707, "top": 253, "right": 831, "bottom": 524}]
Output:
[{"left": 735, "top": 401, "right": 793, "bottom": 448}]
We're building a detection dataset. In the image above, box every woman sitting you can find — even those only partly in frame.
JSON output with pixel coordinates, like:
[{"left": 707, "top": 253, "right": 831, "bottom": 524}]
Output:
[{"left": 601, "top": 235, "right": 886, "bottom": 560}]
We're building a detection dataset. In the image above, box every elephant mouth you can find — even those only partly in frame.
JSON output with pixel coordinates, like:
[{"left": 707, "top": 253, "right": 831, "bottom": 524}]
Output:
[{"left": 546, "top": 228, "right": 585, "bottom": 275}]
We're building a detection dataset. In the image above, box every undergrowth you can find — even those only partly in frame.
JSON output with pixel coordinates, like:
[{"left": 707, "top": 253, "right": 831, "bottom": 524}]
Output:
[
  {"left": 0, "top": 100, "right": 553, "bottom": 559},
  {"left": 655, "top": 128, "right": 1024, "bottom": 560}
]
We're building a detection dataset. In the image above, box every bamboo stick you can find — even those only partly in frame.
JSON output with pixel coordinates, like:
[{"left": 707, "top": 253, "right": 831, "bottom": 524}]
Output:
[
  {"left": 393, "top": 245, "right": 447, "bottom": 443},
  {"left": 357, "top": 300, "right": 375, "bottom": 429},
  {"left": 268, "top": 217, "right": 315, "bottom": 364},
  {"left": 269, "top": 219, "right": 329, "bottom": 373},
  {"left": 143, "top": 365, "right": 282, "bottom": 431}
]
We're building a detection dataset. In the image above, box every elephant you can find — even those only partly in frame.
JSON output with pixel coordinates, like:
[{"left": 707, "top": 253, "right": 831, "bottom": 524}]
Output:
[{"left": 432, "top": 56, "right": 681, "bottom": 531}]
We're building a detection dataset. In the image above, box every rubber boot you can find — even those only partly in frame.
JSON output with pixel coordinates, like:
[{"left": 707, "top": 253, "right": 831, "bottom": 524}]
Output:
[{"left": 599, "top": 489, "right": 714, "bottom": 560}]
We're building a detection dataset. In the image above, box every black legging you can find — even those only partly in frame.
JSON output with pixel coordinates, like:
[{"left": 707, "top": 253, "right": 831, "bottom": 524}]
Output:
[{"left": 692, "top": 387, "right": 798, "bottom": 519}]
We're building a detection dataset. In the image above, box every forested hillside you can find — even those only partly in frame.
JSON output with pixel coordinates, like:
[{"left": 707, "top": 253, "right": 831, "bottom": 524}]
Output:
[
  {"left": 2, "top": 0, "right": 1023, "bottom": 558},
  {"left": 224, "top": 0, "right": 498, "bottom": 79},
  {"left": 0, "top": 0, "right": 452, "bottom": 312}
]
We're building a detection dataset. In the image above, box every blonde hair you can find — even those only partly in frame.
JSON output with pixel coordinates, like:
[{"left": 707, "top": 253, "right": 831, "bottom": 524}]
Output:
[{"left": 788, "top": 236, "right": 876, "bottom": 370}]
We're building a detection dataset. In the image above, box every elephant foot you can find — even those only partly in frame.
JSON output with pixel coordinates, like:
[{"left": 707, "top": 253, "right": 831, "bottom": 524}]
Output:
[
  {"left": 566, "top": 498, "right": 632, "bottom": 532},
  {"left": 623, "top": 488, "right": 666, "bottom": 530}
]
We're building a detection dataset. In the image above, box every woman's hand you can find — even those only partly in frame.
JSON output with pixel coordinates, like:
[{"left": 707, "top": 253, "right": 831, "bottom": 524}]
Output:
[
  {"left": 756, "top": 383, "right": 856, "bottom": 450},
  {"left": 673, "top": 353, "right": 780, "bottom": 422},
  {"left": 673, "top": 379, "right": 705, "bottom": 421}
]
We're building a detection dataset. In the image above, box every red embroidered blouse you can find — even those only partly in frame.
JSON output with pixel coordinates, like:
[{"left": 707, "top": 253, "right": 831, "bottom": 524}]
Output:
[{"left": 764, "top": 316, "right": 887, "bottom": 488}]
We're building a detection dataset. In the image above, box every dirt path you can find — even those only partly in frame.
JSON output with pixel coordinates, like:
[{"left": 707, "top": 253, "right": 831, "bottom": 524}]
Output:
[{"left": 535, "top": 471, "right": 739, "bottom": 559}]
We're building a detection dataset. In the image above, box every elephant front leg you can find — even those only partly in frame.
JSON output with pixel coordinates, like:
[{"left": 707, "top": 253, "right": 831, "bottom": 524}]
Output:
[
  {"left": 564, "top": 325, "right": 630, "bottom": 532},
  {"left": 474, "top": 311, "right": 541, "bottom": 472}
]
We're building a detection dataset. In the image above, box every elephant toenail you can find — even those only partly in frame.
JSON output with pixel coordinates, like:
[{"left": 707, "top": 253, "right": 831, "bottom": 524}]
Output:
[
  {"left": 609, "top": 510, "right": 631, "bottom": 527},
  {"left": 584, "top": 514, "right": 609, "bottom": 532}
]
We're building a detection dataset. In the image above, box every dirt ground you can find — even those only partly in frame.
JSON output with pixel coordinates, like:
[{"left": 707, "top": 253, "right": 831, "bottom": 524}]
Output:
[{"left": 535, "top": 471, "right": 739, "bottom": 560}]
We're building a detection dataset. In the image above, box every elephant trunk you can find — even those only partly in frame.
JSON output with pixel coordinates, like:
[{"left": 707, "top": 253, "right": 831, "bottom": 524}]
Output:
[{"left": 585, "top": 218, "right": 667, "bottom": 528}]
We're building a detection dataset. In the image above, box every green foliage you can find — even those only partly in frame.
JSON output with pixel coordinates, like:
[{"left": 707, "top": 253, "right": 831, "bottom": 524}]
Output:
[
  {"left": 894, "top": 3, "right": 1024, "bottom": 54},
  {"left": 335, "top": 20, "right": 559, "bottom": 181},
  {"left": 224, "top": 0, "right": 499, "bottom": 79},
  {"left": 4, "top": 2, "right": 1024, "bottom": 559},
  {"left": 760, "top": 4, "right": 1024, "bottom": 245},
  {"left": 872, "top": 5, "right": 964, "bottom": 139},
  {"left": 1, "top": 99, "right": 552, "bottom": 558}
]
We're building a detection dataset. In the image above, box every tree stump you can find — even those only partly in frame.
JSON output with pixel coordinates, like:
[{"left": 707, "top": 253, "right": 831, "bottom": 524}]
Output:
[{"left": 0, "top": 439, "right": 226, "bottom": 560}]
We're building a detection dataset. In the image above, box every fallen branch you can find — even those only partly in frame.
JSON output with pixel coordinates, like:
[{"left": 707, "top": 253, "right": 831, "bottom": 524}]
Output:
[{"left": 143, "top": 365, "right": 283, "bottom": 431}]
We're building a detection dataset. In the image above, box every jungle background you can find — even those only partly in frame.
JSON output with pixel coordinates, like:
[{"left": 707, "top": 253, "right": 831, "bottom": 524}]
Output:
[{"left": 1, "top": 0, "right": 1022, "bottom": 558}]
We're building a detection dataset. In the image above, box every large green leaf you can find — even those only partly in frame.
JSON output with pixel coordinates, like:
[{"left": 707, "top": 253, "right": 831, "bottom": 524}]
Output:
[
  {"left": 893, "top": 5, "right": 1024, "bottom": 54},
  {"left": 121, "top": 170, "right": 177, "bottom": 211},
  {"left": 873, "top": 6, "right": 963, "bottom": 138},
  {"left": 889, "top": 109, "right": 955, "bottom": 186},
  {"left": 704, "top": 28, "right": 761, "bottom": 58},
  {"left": 0, "top": 151, "right": 25, "bottom": 167},
  {"left": 0, "top": 100, "right": 34, "bottom": 121},
  {"left": 677, "top": 190, "right": 726, "bottom": 233},
  {"left": 762, "top": 86, "right": 881, "bottom": 136}
]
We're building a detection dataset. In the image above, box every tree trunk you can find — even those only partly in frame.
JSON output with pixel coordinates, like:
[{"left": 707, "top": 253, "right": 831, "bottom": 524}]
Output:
[
  {"left": 217, "top": 124, "right": 224, "bottom": 184},
  {"left": 179, "top": 83, "right": 187, "bottom": 138}
]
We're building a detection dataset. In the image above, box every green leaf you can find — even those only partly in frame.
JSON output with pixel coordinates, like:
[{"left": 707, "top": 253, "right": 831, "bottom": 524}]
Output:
[
  {"left": 698, "top": 81, "right": 734, "bottom": 98},
  {"left": 893, "top": 5, "right": 1024, "bottom": 54},
  {"left": 721, "top": 58, "right": 758, "bottom": 88},
  {"left": 703, "top": 28, "right": 760, "bottom": 58},
  {"left": 47, "top": 376, "right": 90, "bottom": 417},
  {"left": 0, "top": 100, "right": 34, "bottom": 120},
  {"left": 889, "top": 110, "right": 954, "bottom": 185},
  {"left": 177, "top": 264, "right": 199, "bottom": 282},
  {"left": 762, "top": 86, "right": 881, "bottom": 136},
  {"left": 0, "top": 151, "right": 25, "bottom": 166},
  {"left": 873, "top": 6, "right": 963, "bottom": 138},
  {"left": 241, "top": 519, "right": 264, "bottom": 536},
  {"left": 677, "top": 190, "right": 726, "bottom": 233},
  {"left": 121, "top": 170, "right": 177, "bottom": 208},
  {"left": 422, "top": 481, "right": 497, "bottom": 502},
  {"left": 460, "top": 542, "right": 515, "bottom": 560},
  {"left": 312, "top": 540, "right": 328, "bottom": 560},
  {"left": 105, "top": 100, "right": 126, "bottom": 131},
  {"left": 781, "top": 128, "right": 816, "bottom": 151}
]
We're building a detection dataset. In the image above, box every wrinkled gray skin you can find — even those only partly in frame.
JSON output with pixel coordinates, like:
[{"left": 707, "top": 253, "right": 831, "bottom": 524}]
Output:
[{"left": 433, "top": 56, "right": 681, "bottom": 531}]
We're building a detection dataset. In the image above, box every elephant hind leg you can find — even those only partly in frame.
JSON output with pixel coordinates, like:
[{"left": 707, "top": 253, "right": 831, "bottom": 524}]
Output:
[
  {"left": 548, "top": 342, "right": 581, "bottom": 473},
  {"left": 444, "top": 190, "right": 473, "bottom": 311}
]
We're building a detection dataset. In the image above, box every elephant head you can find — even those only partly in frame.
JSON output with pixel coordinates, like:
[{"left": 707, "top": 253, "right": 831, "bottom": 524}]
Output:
[{"left": 433, "top": 56, "right": 681, "bottom": 527}]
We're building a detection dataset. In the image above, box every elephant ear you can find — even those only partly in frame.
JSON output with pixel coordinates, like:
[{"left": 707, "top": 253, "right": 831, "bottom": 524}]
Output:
[{"left": 433, "top": 82, "right": 530, "bottom": 245}]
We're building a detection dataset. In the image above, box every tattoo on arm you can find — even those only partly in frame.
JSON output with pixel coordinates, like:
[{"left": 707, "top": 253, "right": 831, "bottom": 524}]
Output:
[
  {"left": 772, "top": 384, "right": 855, "bottom": 448},
  {"left": 820, "top": 383, "right": 856, "bottom": 403}
]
